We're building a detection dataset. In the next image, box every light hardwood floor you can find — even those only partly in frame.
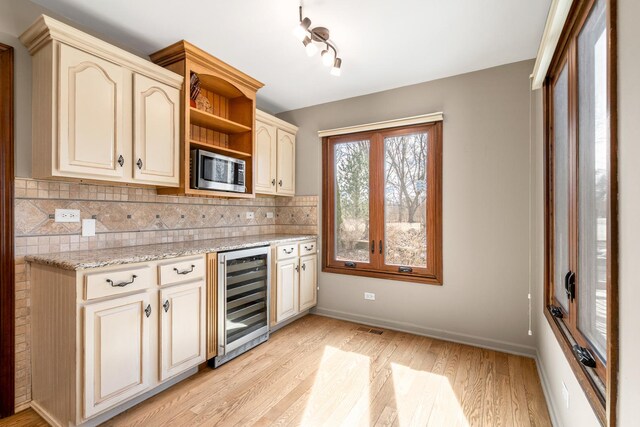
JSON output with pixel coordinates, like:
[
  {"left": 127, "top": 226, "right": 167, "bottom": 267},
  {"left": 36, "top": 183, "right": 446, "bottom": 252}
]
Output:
[{"left": 1, "top": 315, "right": 551, "bottom": 426}]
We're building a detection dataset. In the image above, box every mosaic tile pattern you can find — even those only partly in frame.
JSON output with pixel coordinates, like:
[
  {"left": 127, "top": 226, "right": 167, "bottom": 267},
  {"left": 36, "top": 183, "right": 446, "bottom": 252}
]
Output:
[{"left": 13, "top": 177, "right": 318, "bottom": 409}]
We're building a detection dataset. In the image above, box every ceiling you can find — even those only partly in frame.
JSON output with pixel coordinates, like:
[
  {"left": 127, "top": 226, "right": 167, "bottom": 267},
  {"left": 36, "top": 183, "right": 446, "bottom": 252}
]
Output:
[{"left": 31, "top": 0, "right": 551, "bottom": 114}]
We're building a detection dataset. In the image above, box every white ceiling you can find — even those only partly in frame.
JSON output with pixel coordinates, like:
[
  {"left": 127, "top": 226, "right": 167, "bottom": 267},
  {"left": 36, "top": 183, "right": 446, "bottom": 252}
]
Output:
[{"left": 31, "top": 0, "right": 550, "bottom": 114}]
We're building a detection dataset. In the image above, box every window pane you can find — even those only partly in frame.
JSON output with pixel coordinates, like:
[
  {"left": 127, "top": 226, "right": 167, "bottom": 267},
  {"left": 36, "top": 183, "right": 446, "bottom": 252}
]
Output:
[
  {"left": 554, "top": 64, "right": 570, "bottom": 312},
  {"left": 384, "top": 132, "right": 428, "bottom": 268},
  {"left": 578, "top": 0, "right": 607, "bottom": 361},
  {"left": 334, "top": 140, "right": 370, "bottom": 263}
]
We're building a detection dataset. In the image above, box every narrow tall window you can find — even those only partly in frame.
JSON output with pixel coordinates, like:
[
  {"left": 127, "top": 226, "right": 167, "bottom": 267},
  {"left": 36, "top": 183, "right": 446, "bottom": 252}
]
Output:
[
  {"left": 543, "top": 0, "right": 616, "bottom": 423},
  {"left": 323, "top": 123, "right": 442, "bottom": 284}
]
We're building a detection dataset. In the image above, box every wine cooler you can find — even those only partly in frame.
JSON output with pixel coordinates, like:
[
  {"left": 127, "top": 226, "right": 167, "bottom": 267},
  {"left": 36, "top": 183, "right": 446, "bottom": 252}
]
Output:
[{"left": 213, "top": 246, "right": 270, "bottom": 367}]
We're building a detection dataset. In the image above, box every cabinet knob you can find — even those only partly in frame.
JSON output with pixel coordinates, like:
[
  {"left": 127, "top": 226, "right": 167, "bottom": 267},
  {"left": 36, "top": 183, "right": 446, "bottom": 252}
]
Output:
[
  {"left": 137, "top": 158, "right": 143, "bottom": 170},
  {"left": 117, "top": 155, "right": 124, "bottom": 167},
  {"left": 145, "top": 304, "right": 152, "bottom": 318},
  {"left": 163, "top": 300, "right": 170, "bottom": 313},
  {"left": 272, "top": 179, "right": 276, "bottom": 186},
  {"left": 279, "top": 179, "right": 283, "bottom": 187},
  {"left": 302, "top": 263, "right": 306, "bottom": 271},
  {"left": 295, "top": 264, "right": 300, "bottom": 272}
]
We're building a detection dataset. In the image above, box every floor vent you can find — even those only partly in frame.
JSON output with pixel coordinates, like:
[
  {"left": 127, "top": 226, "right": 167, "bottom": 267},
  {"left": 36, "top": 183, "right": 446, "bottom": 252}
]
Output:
[{"left": 356, "top": 326, "right": 384, "bottom": 335}]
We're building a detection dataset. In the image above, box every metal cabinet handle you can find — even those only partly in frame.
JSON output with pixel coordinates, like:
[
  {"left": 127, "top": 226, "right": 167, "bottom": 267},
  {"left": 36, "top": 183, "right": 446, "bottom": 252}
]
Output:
[
  {"left": 174, "top": 264, "right": 195, "bottom": 275},
  {"left": 283, "top": 248, "right": 294, "bottom": 254},
  {"left": 279, "top": 179, "right": 283, "bottom": 187},
  {"left": 163, "top": 300, "right": 170, "bottom": 313},
  {"left": 295, "top": 264, "right": 300, "bottom": 272},
  {"left": 117, "top": 155, "right": 124, "bottom": 167},
  {"left": 272, "top": 179, "right": 276, "bottom": 186},
  {"left": 145, "top": 304, "right": 152, "bottom": 318},
  {"left": 399, "top": 266, "right": 413, "bottom": 273},
  {"left": 302, "top": 263, "right": 306, "bottom": 271},
  {"left": 106, "top": 275, "right": 137, "bottom": 287},
  {"left": 136, "top": 158, "right": 143, "bottom": 169},
  {"left": 304, "top": 245, "right": 314, "bottom": 251},
  {"left": 379, "top": 240, "right": 383, "bottom": 255},
  {"left": 370, "top": 240, "right": 375, "bottom": 254}
]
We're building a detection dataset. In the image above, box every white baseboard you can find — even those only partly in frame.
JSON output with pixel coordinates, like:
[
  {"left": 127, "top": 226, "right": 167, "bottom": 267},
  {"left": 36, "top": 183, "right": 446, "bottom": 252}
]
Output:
[
  {"left": 535, "top": 351, "right": 561, "bottom": 427},
  {"left": 312, "top": 307, "right": 537, "bottom": 358}
]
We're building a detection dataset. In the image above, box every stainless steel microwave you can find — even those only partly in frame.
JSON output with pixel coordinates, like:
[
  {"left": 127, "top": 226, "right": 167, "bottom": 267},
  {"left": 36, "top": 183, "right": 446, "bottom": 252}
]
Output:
[{"left": 190, "top": 149, "right": 246, "bottom": 193}]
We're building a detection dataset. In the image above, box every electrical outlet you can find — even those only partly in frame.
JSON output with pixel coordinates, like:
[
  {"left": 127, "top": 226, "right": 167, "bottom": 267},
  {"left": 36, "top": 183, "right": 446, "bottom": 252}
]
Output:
[
  {"left": 55, "top": 209, "right": 80, "bottom": 223},
  {"left": 246, "top": 212, "right": 255, "bottom": 220},
  {"left": 364, "top": 292, "right": 376, "bottom": 301},
  {"left": 82, "top": 219, "right": 96, "bottom": 237},
  {"left": 266, "top": 212, "right": 274, "bottom": 219},
  {"left": 561, "top": 381, "right": 570, "bottom": 409}
]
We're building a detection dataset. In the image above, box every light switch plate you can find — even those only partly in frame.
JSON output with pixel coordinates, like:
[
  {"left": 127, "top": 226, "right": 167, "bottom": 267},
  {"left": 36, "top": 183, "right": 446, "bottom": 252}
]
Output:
[
  {"left": 364, "top": 292, "right": 376, "bottom": 301},
  {"left": 55, "top": 209, "right": 80, "bottom": 223},
  {"left": 82, "top": 219, "right": 96, "bottom": 237}
]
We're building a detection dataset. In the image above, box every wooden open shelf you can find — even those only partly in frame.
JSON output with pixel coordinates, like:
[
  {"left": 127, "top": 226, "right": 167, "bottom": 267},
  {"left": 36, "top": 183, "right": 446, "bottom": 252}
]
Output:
[
  {"left": 190, "top": 139, "right": 252, "bottom": 159},
  {"left": 190, "top": 108, "right": 251, "bottom": 134},
  {"left": 150, "top": 40, "right": 264, "bottom": 198}
]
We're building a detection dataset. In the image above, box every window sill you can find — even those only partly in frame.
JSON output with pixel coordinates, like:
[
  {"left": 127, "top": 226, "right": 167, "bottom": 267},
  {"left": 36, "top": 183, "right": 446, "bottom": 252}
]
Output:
[{"left": 322, "top": 266, "right": 442, "bottom": 285}]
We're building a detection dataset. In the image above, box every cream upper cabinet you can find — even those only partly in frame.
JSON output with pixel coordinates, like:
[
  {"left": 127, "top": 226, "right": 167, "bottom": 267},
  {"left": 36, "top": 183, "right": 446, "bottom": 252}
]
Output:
[
  {"left": 83, "top": 292, "right": 151, "bottom": 418},
  {"left": 159, "top": 281, "right": 206, "bottom": 381},
  {"left": 58, "top": 44, "right": 126, "bottom": 180},
  {"left": 276, "top": 258, "right": 299, "bottom": 323},
  {"left": 276, "top": 129, "right": 296, "bottom": 196},
  {"left": 20, "top": 15, "right": 183, "bottom": 187},
  {"left": 255, "top": 110, "right": 298, "bottom": 197},
  {"left": 299, "top": 254, "right": 318, "bottom": 312},
  {"left": 133, "top": 74, "right": 180, "bottom": 186},
  {"left": 254, "top": 120, "right": 277, "bottom": 194}
]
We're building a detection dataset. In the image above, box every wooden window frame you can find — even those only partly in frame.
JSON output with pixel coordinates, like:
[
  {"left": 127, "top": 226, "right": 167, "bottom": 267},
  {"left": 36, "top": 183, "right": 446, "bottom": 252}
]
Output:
[
  {"left": 322, "top": 122, "right": 443, "bottom": 285},
  {"left": 543, "top": 0, "right": 618, "bottom": 425}
]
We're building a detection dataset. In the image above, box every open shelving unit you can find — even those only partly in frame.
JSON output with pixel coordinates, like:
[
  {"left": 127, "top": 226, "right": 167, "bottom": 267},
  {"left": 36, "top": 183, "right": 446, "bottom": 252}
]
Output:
[{"left": 150, "top": 40, "right": 264, "bottom": 198}]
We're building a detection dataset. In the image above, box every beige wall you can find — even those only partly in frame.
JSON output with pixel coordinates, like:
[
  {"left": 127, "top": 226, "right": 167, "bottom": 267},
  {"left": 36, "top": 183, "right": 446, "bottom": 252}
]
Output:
[
  {"left": 278, "top": 60, "right": 536, "bottom": 354},
  {"left": 533, "top": 0, "right": 640, "bottom": 425}
]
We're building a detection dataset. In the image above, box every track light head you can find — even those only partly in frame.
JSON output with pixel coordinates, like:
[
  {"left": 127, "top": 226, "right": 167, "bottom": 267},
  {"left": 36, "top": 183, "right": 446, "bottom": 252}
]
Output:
[{"left": 330, "top": 58, "right": 342, "bottom": 76}]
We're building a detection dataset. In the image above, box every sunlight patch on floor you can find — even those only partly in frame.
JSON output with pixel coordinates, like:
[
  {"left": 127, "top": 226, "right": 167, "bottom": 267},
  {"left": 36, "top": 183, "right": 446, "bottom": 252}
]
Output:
[
  {"left": 391, "top": 362, "right": 469, "bottom": 427},
  {"left": 301, "top": 345, "right": 370, "bottom": 426}
]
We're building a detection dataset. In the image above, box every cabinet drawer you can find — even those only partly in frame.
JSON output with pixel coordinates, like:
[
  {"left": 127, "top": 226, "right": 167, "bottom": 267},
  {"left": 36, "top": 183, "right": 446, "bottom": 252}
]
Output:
[
  {"left": 84, "top": 267, "right": 151, "bottom": 300},
  {"left": 276, "top": 244, "right": 298, "bottom": 260},
  {"left": 158, "top": 256, "right": 205, "bottom": 286},
  {"left": 299, "top": 241, "right": 317, "bottom": 255}
]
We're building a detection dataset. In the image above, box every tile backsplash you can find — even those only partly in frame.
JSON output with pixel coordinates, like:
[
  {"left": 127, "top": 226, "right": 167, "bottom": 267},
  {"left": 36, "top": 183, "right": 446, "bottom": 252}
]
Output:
[{"left": 13, "top": 177, "right": 318, "bottom": 410}]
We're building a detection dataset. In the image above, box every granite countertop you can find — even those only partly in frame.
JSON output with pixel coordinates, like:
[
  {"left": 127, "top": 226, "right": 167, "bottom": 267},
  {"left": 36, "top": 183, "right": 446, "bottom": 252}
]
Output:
[{"left": 26, "top": 234, "right": 318, "bottom": 270}]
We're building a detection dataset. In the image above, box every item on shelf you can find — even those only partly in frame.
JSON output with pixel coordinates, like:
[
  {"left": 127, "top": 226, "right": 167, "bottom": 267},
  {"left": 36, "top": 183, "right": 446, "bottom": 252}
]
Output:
[
  {"left": 190, "top": 72, "right": 201, "bottom": 108},
  {"left": 196, "top": 93, "right": 212, "bottom": 113}
]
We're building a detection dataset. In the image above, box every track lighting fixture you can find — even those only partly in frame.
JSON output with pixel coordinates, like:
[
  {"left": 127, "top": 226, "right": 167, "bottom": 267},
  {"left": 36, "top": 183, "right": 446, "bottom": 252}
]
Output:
[{"left": 293, "top": 4, "right": 343, "bottom": 76}]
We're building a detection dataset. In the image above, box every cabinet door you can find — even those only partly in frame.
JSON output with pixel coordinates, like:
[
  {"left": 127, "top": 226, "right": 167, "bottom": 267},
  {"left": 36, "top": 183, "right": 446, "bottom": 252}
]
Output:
[
  {"left": 58, "top": 43, "right": 125, "bottom": 179},
  {"left": 299, "top": 254, "right": 318, "bottom": 312},
  {"left": 133, "top": 74, "right": 180, "bottom": 186},
  {"left": 276, "top": 258, "right": 299, "bottom": 323},
  {"left": 255, "top": 120, "right": 277, "bottom": 194},
  {"left": 276, "top": 129, "right": 296, "bottom": 196},
  {"left": 84, "top": 292, "right": 151, "bottom": 418},
  {"left": 159, "top": 281, "right": 206, "bottom": 381}
]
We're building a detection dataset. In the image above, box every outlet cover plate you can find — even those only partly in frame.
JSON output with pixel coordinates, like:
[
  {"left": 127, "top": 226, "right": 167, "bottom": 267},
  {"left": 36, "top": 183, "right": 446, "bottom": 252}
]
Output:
[
  {"left": 364, "top": 292, "right": 376, "bottom": 301},
  {"left": 246, "top": 212, "right": 255, "bottom": 220},
  {"left": 55, "top": 209, "right": 80, "bottom": 223}
]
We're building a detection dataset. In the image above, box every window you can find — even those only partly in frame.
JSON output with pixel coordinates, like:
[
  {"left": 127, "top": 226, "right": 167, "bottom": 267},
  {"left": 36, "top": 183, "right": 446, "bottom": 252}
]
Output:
[
  {"left": 322, "top": 122, "right": 442, "bottom": 284},
  {"left": 544, "top": 0, "right": 617, "bottom": 423}
]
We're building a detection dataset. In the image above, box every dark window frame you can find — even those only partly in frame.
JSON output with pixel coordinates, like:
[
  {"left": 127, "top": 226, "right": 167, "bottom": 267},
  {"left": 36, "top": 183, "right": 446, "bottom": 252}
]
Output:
[
  {"left": 322, "top": 122, "right": 443, "bottom": 285},
  {"left": 543, "top": 0, "right": 618, "bottom": 424}
]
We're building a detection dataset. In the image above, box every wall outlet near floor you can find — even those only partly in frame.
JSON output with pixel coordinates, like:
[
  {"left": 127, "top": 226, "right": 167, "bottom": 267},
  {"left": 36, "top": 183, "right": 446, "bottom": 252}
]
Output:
[
  {"left": 364, "top": 292, "right": 376, "bottom": 301},
  {"left": 246, "top": 212, "right": 255, "bottom": 220},
  {"left": 55, "top": 209, "right": 80, "bottom": 223},
  {"left": 561, "top": 381, "right": 570, "bottom": 409},
  {"left": 266, "top": 212, "right": 274, "bottom": 219}
]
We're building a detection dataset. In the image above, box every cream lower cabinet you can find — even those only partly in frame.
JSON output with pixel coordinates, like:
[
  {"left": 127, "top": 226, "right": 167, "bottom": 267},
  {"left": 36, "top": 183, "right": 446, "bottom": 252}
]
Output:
[
  {"left": 255, "top": 110, "right": 298, "bottom": 196},
  {"left": 30, "top": 255, "right": 205, "bottom": 426},
  {"left": 84, "top": 292, "right": 151, "bottom": 418},
  {"left": 272, "top": 240, "right": 318, "bottom": 327},
  {"left": 20, "top": 15, "right": 182, "bottom": 187}
]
